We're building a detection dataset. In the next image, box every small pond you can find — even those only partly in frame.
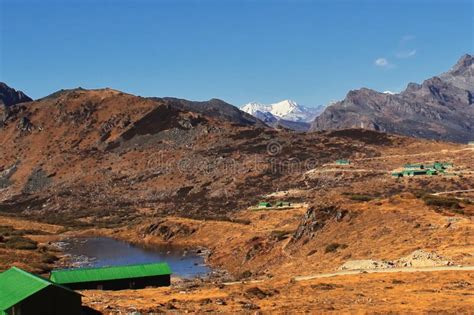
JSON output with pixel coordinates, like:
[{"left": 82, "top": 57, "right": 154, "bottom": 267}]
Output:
[{"left": 56, "top": 237, "right": 210, "bottom": 278}]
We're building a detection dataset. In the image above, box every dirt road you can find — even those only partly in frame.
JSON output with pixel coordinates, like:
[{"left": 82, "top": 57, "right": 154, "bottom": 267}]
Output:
[
  {"left": 354, "top": 146, "right": 474, "bottom": 162},
  {"left": 293, "top": 265, "right": 474, "bottom": 281},
  {"left": 431, "top": 189, "right": 474, "bottom": 196}
]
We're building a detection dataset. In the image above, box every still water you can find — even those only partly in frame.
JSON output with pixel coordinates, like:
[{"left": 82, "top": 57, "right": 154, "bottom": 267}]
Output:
[{"left": 58, "top": 237, "right": 210, "bottom": 278}]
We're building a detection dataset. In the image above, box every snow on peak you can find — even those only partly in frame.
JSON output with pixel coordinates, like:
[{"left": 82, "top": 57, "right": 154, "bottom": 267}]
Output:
[
  {"left": 241, "top": 102, "right": 270, "bottom": 115},
  {"left": 241, "top": 99, "right": 325, "bottom": 123},
  {"left": 270, "top": 99, "right": 300, "bottom": 117}
]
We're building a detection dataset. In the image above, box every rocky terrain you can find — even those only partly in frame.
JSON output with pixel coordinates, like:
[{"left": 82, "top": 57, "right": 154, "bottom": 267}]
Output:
[
  {"left": 0, "top": 85, "right": 414, "bottom": 226},
  {"left": 0, "top": 82, "right": 32, "bottom": 107},
  {"left": 310, "top": 54, "right": 474, "bottom": 143},
  {"left": 0, "top": 82, "right": 473, "bottom": 313}
]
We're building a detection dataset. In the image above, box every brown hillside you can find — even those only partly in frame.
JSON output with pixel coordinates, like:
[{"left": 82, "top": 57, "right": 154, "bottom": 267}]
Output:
[
  {"left": 0, "top": 87, "right": 473, "bottom": 313},
  {"left": 0, "top": 88, "right": 446, "bottom": 225}
]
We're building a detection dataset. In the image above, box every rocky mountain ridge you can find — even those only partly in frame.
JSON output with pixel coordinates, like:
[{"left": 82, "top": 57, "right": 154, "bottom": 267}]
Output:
[
  {"left": 150, "top": 97, "right": 266, "bottom": 128},
  {"left": 310, "top": 54, "right": 474, "bottom": 143},
  {"left": 0, "top": 83, "right": 32, "bottom": 107}
]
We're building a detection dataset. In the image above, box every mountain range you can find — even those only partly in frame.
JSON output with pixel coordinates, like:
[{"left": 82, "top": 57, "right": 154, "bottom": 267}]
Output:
[
  {"left": 310, "top": 54, "right": 474, "bottom": 143},
  {"left": 1, "top": 54, "right": 472, "bottom": 142},
  {"left": 241, "top": 100, "right": 325, "bottom": 131},
  {"left": 0, "top": 84, "right": 402, "bottom": 223},
  {"left": 0, "top": 53, "right": 472, "bottom": 314}
]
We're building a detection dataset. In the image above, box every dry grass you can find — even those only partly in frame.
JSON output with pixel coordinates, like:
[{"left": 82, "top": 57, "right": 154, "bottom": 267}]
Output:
[{"left": 81, "top": 270, "right": 474, "bottom": 313}]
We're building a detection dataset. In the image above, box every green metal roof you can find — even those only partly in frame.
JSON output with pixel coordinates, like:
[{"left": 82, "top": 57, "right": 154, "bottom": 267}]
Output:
[
  {"left": 50, "top": 262, "right": 172, "bottom": 285},
  {"left": 404, "top": 163, "right": 424, "bottom": 169},
  {"left": 0, "top": 267, "right": 78, "bottom": 311}
]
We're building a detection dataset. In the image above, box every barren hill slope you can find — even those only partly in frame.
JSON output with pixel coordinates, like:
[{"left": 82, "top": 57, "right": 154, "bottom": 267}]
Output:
[{"left": 0, "top": 86, "right": 453, "bottom": 227}]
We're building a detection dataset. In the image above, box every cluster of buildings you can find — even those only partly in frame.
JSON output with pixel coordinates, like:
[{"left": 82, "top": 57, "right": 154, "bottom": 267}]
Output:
[
  {"left": 0, "top": 262, "right": 171, "bottom": 315},
  {"left": 391, "top": 162, "right": 454, "bottom": 178},
  {"left": 256, "top": 201, "right": 292, "bottom": 209},
  {"left": 335, "top": 159, "right": 351, "bottom": 165}
]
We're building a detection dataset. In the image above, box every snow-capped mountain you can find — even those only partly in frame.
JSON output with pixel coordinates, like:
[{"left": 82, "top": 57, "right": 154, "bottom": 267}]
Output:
[
  {"left": 241, "top": 100, "right": 324, "bottom": 123},
  {"left": 253, "top": 110, "right": 279, "bottom": 124},
  {"left": 240, "top": 102, "right": 272, "bottom": 117}
]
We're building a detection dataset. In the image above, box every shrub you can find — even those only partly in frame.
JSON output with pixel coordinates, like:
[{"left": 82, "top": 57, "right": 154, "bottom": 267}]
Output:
[
  {"left": 422, "top": 195, "right": 462, "bottom": 209},
  {"left": 231, "top": 219, "right": 252, "bottom": 225},
  {"left": 20, "top": 229, "right": 50, "bottom": 235},
  {"left": 5, "top": 236, "right": 38, "bottom": 250},
  {"left": 0, "top": 225, "right": 17, "bottom": 236},
  {"left": 29, "top": 262, "right": 50, "bottom": 274},
  {"left": 41, "top": 253, "right": 58, "bottom": 264},
  {"left": 270, "top": 230, "right": 290, "bottom": 241},
  {"left": 311, "top": 283, "right": 343, "bottom": 290},
  {"left": 325, "top": 243, "right": 348, "bottom": 253},
  {"left": 451, "top": 209, "right": 465, "bottom": 215},
  {"left": 342, "top": 193, "right": 373, "bottom": 202},
  {"left": 411, "top": 189, "right": 430, "bottom": 199},
  {"left": 240, "top": 270, "right": 252, "bottom": 279},
  {"left": 348, "top": 194, "right": 373, "bottom": 202}
]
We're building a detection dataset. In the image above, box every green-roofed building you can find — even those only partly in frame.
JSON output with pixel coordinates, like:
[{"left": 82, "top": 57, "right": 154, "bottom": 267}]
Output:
[
  {"left": 0, "top": 267, "right": 82, "bottom": 315},
  {"left": 335, "top": 159, "right": 350, "bottom": 165},
  {"left": 50, "top": 262, "right": 171, "bottom": 291}
]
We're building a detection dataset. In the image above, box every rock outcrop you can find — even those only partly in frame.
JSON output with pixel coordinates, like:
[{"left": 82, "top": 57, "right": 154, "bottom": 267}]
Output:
[{"left": 0, "top": 82, "right": 32, "bottom": 107}]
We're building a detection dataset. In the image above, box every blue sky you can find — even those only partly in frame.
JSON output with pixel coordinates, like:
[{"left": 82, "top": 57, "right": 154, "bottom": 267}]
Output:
[{"left": 0, "top": 0, "right": 472, "bottom": 107}]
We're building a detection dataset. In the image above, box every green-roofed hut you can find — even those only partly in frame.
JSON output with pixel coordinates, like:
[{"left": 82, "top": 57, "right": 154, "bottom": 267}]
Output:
[
  {"left": 335, "top": 159, "right": 350, "bottom": 165},
  {"left": 258, "top": 202, "right": 272, "bottom": 208},
  {"left": 0, "top": 267, "right": 82, "bottom": 315},
  {"left": 50, "top": 262, "right": 171, "bottom": 291}
]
